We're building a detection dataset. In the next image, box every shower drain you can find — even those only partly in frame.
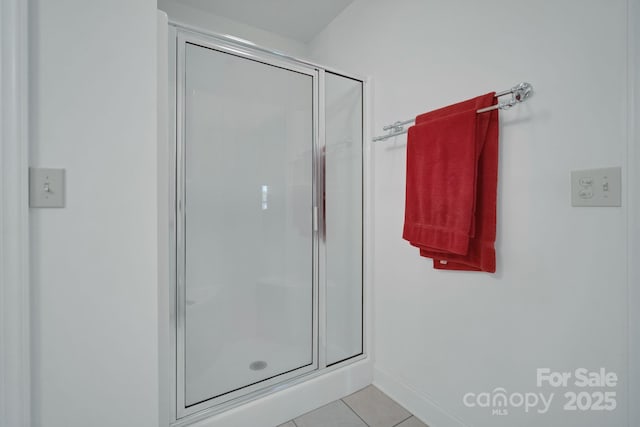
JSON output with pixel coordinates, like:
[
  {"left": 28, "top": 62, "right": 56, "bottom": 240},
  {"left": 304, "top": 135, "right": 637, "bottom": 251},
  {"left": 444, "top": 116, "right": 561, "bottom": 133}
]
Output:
[{"left": 249, "top": 360, "right": 268, "bottom": 371}]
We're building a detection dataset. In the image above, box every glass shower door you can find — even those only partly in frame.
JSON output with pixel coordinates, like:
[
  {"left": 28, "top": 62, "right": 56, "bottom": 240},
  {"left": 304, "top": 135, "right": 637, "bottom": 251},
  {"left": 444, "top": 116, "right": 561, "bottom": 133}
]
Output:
[
  {"left": 178, "top": 40, "right": 317, "bottom": 410},
  {"left": 324, "top": 72, "right": 363, "bottom": 366}
]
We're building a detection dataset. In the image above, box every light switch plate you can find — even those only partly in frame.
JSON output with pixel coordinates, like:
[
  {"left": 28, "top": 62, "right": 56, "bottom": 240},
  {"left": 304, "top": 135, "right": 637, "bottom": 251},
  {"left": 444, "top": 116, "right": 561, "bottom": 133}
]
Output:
[
  {"left": 571, "top": 167, "right": 621, "bottom": 207},
  {"left": 29, "top": 168, "right": 65, "bottom": 208}
]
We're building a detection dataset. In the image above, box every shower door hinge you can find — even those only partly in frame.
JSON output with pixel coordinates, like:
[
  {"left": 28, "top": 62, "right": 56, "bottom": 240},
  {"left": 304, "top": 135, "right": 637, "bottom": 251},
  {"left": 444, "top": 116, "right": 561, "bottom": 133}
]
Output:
[{"left": 313, "top": 206, "right": 318, "bottom": 232}]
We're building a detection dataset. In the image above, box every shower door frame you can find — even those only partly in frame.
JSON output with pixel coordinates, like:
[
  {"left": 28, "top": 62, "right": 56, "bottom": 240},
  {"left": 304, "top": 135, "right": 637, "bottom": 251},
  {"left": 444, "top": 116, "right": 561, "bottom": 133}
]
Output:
[
  {"left": 174, "top": 29, "right": 321, "bottom": 419},
  {"left": 169, "top": 23, "right": 370, "bottom": 426}
]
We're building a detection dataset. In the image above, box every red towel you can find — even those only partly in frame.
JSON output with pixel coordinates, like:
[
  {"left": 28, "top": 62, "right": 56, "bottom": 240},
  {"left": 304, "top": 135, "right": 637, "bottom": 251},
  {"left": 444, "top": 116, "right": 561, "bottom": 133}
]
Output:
[{"left": 402, "top": 93, "right": 499, "bottom": 273}]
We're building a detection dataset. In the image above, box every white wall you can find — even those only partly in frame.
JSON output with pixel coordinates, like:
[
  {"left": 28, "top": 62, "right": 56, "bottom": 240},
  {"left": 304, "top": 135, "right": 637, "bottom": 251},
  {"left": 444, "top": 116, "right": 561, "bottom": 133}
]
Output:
[
  {"left": 157, "top": 0, "right": 308, "bottom": 57},
  {"left": 29, "top": 1, "right": 159, "bottom": 426},
  {"left": 309, "top": 1, "right": 633, "bottom": 426}
]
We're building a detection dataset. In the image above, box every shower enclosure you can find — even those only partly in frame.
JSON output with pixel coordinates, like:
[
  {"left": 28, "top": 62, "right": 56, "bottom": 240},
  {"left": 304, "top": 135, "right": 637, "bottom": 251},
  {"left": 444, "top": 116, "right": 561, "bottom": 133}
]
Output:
[{"left": 168, "top": 25, "right": 366, "bottom": 422}]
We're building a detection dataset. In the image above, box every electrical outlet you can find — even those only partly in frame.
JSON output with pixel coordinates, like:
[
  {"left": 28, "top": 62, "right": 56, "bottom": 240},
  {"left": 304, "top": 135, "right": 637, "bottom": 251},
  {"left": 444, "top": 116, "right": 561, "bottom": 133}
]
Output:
[{"left": 571, "top": 167, "right": 621, "bottom": 207}]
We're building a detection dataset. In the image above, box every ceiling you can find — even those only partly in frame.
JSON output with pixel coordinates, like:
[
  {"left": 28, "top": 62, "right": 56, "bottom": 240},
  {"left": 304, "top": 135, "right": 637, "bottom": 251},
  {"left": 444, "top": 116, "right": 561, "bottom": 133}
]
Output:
[{"left": 174, "top": 0, "right": 355, "bottom": 42}]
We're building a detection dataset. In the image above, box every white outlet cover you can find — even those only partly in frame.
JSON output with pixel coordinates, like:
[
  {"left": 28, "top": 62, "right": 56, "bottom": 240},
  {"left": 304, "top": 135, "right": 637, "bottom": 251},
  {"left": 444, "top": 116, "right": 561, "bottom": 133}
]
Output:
[
  {"left": 571, "top": 167, "right": 621, "bottom": 207},
  {"left": 29, "top": 168, "right": 65, "bottom": 208}
]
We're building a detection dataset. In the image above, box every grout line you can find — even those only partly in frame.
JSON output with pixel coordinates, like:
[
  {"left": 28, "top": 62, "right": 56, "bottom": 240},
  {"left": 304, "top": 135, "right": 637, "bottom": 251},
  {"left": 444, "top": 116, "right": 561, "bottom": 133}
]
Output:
[
  {"left": 390, "top": 415, "right": 413, "bottom": 427},
  {"left": 340, "top": 398, "right": 371, "bottom": 426},
  {"left": 291, "top": 419, "right": 299, "bottom": 427}
]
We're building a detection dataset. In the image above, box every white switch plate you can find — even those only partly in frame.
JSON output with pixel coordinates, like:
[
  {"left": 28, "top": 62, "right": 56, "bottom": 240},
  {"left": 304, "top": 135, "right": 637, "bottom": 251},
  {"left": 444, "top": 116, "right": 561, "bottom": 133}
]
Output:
[
  {"left": 29, "top": 168, "right": 65, "bottom": 208},
  {"left": 571, "top": 167, "right": 621, "bottom": 207}
]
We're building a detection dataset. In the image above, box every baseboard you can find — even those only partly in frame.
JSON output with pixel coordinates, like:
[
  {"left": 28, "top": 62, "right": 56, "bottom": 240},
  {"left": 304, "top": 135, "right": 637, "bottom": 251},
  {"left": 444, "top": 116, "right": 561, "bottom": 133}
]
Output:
[{"left": 373, "top": 368, "right": 469, "bottom": 427}]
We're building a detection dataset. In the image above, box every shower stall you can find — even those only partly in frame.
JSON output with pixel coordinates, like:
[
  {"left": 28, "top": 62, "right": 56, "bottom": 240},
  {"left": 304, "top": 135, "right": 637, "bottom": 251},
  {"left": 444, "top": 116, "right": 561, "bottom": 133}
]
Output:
[{"left": 167, "top": 24, "right": 367, "bottom": 423}]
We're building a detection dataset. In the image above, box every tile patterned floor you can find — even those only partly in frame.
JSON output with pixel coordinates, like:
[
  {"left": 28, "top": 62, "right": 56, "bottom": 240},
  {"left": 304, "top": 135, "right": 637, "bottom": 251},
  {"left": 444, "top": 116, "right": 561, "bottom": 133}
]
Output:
[{"left": 277, "top": 385, "right": 429, "bottom": 427}]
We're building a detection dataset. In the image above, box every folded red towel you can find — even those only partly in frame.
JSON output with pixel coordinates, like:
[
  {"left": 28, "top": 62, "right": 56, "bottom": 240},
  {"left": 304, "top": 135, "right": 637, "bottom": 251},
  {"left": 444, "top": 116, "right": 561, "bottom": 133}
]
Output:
[{"left": 402, "top": 93, "right": 499, "bottom": 273}]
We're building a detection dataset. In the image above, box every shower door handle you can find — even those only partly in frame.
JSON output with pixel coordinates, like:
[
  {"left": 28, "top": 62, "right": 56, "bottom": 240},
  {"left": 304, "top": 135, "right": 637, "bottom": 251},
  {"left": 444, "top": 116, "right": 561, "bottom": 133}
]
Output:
[{"left": 313, "top": 206, "right": 318, "bottom": 232}]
